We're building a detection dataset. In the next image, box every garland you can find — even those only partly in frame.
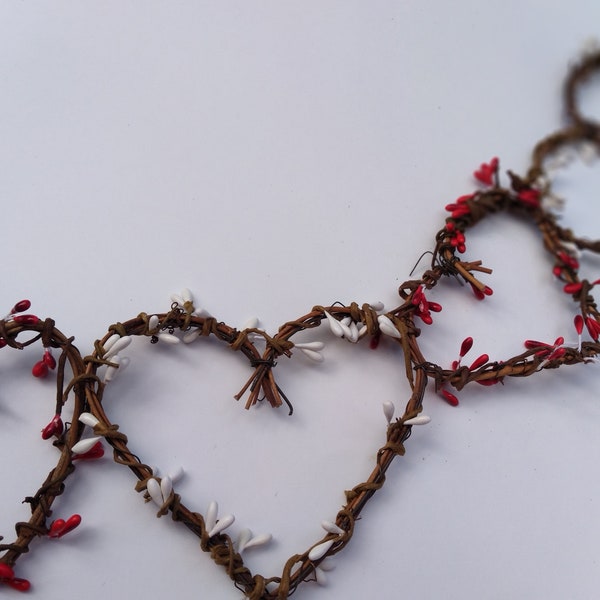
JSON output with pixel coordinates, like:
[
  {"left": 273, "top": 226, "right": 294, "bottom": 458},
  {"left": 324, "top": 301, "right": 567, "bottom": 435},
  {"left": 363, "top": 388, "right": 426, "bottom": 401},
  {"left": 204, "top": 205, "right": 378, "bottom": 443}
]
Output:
[{"left": 1, "top": 48, "right": 600, "bottom": 597}]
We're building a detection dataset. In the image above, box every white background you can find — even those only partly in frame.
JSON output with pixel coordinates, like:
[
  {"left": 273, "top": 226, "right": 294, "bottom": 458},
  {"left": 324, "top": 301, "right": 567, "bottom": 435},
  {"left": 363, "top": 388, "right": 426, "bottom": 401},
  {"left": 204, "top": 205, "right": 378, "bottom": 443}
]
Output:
[{"left": 1, "top": 2, "right": 600, "bottom": 599}]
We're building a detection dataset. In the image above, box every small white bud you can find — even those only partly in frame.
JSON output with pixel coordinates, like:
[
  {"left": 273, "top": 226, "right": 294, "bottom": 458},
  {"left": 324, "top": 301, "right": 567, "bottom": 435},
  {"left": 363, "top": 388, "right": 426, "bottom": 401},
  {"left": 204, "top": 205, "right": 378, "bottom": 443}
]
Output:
[
  {"left": 183, "top": 329, "right": 201, "bottom": 344},
  {"left": 321, "top": 520, "right": 344, "bottom": 535},
  {"left": 377, "top": 315, "right": 401, "bottom": 339},
  {"left": 205, "top": 501, "right": 218, "bottom": 533},
  {"left": 72, "top": 436, "right": 102, "bottom": 455},
  {"left": 299, "top": 347, "right": 324, "bottom": 362},
  {"left": 324, "top": 311, "right": 345, "bottom": 338},
  {"left": 242, "top": 533, "right": 272, "bottom": 550},
  {"left": 208, "top": 514, "right": 235, "bottom": 537},
  {"left": 403, "top": 415, "right": 431, "bottom": 426},
  {"left": 160, "top": 475, "right": 172, "bottom": 500},
  {"left": 346, "top": 321, "right": 359, "bottom": 343},
  {"left": 294, "top": 341, "right": 325, "bottom": 351},
  {"left": 315, "top": 567, "right": 328, "bottom": 586},
  {"left": 102, "top": 334, "right": 121, "bottom": 353},
  {"left": 242, "top": 317, "right": 260, "bottom": 330},
  {"left": 146, "top": 478, "right": 163, "bottom": 506},
  {"left": 308, "top": 539, "right": 335, "bottom": 562},
  {"left": 79, "top": 412, "right": 100, "bottom": 428},
  {"left": 104, "top": 336, "right": 132, "bottom": 359},
  {"left": 236, "top": 528, "right": 253, "bottom": 553},
  {"left": 382, "top": 401, "right": 395, "bottom": 423},
  {"left": 158, "top": 332, "right": 180, "bottom": 345},
  {"left": 167, "top": 466, "right": 184, "bottom": 483}
]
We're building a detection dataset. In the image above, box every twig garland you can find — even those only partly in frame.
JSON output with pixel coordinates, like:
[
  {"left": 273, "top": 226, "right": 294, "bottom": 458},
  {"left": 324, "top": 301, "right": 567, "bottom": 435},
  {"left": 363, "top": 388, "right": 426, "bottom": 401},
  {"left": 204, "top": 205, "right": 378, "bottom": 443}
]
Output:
[{"left": 1, "top": 48, "right": 600, "bottom": 596}]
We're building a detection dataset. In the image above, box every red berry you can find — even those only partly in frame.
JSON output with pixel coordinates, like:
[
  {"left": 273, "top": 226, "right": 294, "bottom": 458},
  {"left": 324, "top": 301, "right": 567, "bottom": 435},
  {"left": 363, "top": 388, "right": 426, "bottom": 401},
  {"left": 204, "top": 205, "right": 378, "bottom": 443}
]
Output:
[
  {"left": 41, "top": 415, "right": 63, "bottom": 440},
  {"left": 10, "top": 300, "right": 31, "bottom": 315},
  {"left": 469, "top": 354, "right": 489, "bottom": 371},
  {"left": 585, "top": 316, "right": 600, "bottom": 341},
  {"left": 32, "top": 360, "right": 49, "bottom": 378},
  {"left": 459, "top": 337, "right": 474, "bottom": 357},
  {"left": 48, "top": 514, "right": 81, "bottom": 538},
  {"left": 574, "top": 314, "right": 584, "bottom": 335},
  {"left": 524, "top": 339, "right": 549, "bottom": 349},
  {"left": 476, "top": 378, "right": 500, "bottom": 386},
  {"left": 470, "top": 282, "right": 485, "bottom": 300},
  {"left": 427, "top": 302, "right": 442, "bottom": 313},
  {"left": 6, "top": 578, "right": 30, "bottom": 591},
  {"left": 0, "top": 564, "right": 14, "bottom": 579},
  {"left": 13, "top": 314, "right": 39, "bottom": 325},
  {"left": 369, "top": 332, "right": 381, "bottom": 350},
  {"left": 563, "top": 282, "right": 583, "bottom": 294},
  {"left": 43, "top": 350, "right": 56, "bottom": 369},
  {"left": 441, "top": 389, "right": 459, "bottom": 406},
  {"left": 11, "top": 300, "right": 31, "bottom": 314},
  {"left": 72, "top": 441, "right": 104, "bottom": 461}
]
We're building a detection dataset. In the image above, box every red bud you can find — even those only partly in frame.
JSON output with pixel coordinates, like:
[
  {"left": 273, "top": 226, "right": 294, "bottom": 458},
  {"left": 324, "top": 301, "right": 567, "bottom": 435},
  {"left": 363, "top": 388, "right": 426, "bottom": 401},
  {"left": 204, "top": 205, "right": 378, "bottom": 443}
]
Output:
[
  {"left": 43, "top": 350, "right": 56, "bottom": 369},
  {"left": 32, "top": 360, "right": 49, "bottom": 378},
  {"left": 0, "top": 564, "right": 14, "bottom": 579},
  {"left": 469, "top": 354, "right": 489, "bottom": 371},
  {"left": 456, "top": 194, "right": 473, "bottom": 204},
  {"left": 459, "top": 337, "right": 474, "bottom": 357},
  {"left": 476, "top": 378, "right": 500, "bottom": 386},
  {"left": 574, "top": 314, "right": 584, "bottom": 335},
  {"left": 72, "top": 441, "right": 104, "bottom": 461},
  {"left": 452, "top": 206, "right": 471, "bottom": 219},
  {"left": 48, "top": 514, "right": 81, "bottom": 538},
  {"left": 419, "top": 313, "right": 433, "bottom": 325},
  {"left": 524, "top": 339, "right": 549, "bottom": 349},
  {"left": 41, "top": 415, "right": 63, "bottom": 440},
  {"left": 441, "top": 389, "right": 459, "bottom": 406},
  {"left": 369, "top": 332, "right": 381, "bottom": 350},
  {"left": 585, "top": 316, "right": 600, "bottom": 341},
  {"left": 13, "top": 314, "right": 39, "bottom": 325},
  {"left": 563, "top": 282, "right": 583, "bottom": 294},
  {"left": 6, "top": 578, "right": 30, "bottom": 591},
  {"left": 11, "top": 299, "right": 31, "bottom": 314},
  {"left": 470, "top": 282, "right": 485, "bottom": 300}
]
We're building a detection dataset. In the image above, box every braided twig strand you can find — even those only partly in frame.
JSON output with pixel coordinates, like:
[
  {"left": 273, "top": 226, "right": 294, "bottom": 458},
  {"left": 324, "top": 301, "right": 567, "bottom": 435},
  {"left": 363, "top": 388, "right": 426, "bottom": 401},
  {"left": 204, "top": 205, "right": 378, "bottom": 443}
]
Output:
[{"left": 0, "top": 317, "right": 87, "bottom": 585}]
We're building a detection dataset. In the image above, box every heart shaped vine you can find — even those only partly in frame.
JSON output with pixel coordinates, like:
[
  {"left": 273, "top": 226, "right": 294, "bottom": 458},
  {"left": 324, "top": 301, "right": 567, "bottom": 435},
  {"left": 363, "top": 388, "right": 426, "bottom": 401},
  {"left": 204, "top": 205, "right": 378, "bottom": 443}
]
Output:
[
  {"left": 1, "top": 47, "right": 600, "bottom": 597},
  {"left": 78, "top": 291, "right": 429, "bottom": 599},
  {"left": 0, "top": 303, "right": 95, "bottom": 590}
]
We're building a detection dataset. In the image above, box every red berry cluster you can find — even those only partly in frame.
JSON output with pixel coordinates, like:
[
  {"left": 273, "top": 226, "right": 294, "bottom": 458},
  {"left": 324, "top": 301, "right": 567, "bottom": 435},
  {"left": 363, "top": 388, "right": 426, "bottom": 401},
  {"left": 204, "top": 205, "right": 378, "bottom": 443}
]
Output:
[
  {"left": 0, "top": 564, "right": 30, "bottom": 592},
  {"left": 32, "top": 348, "right": 56, "bottom": 378},
  {"left": 411, "top": 285, "right": 441, "bottom": 325}
]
